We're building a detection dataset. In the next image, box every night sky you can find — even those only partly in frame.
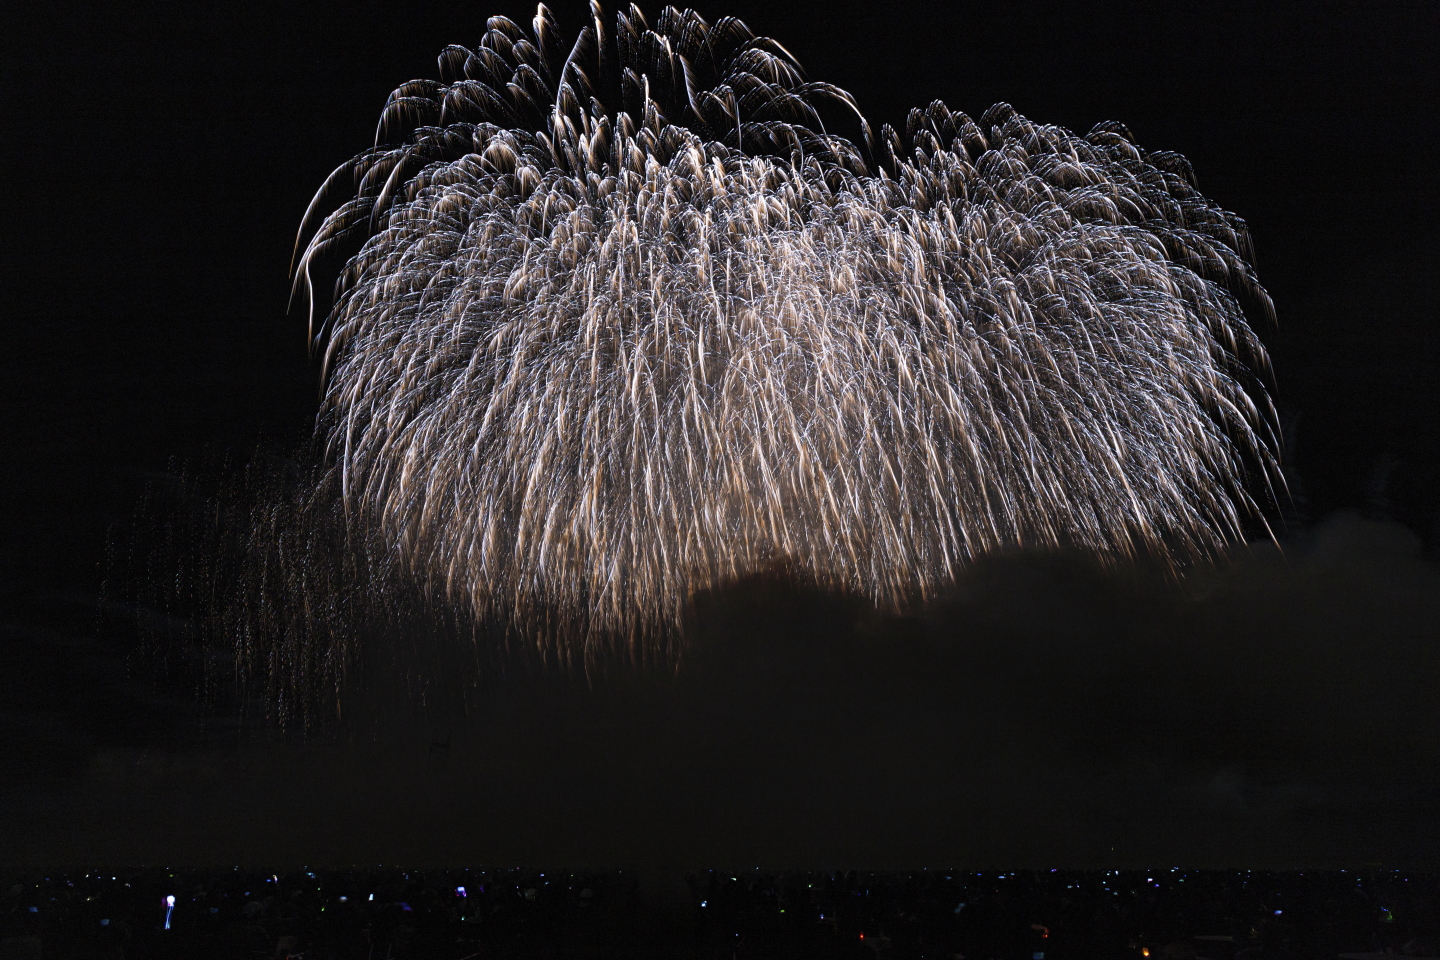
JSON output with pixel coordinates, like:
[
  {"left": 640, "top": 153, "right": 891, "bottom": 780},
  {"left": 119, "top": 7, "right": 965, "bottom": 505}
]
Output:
[{"left": 2, "top": 0, "right": 1437, "bottom": 870}]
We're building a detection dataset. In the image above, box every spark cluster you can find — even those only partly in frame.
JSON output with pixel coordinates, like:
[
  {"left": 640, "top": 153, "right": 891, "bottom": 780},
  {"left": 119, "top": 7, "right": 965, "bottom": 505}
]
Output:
[{"left": 295, "top": 2, "right": 1279, "bottom": 659}]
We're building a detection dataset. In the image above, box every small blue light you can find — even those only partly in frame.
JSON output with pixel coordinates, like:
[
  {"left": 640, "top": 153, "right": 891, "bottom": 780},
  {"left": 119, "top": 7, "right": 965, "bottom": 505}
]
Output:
[
  {"left": 700, "top": 900, "right": 707, "bottom": 907},
  {"left": 1274, "top": 909, "right": 1282, "bottom": 915},
  {"left": 100, "top": 919, "right": 109, "bottom": 926}
]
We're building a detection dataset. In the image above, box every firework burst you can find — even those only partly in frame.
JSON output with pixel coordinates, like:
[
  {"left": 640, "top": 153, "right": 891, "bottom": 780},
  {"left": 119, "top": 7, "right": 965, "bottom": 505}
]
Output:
[{"left": 295, "top": 2, "right": 1280, "bottom": 659}]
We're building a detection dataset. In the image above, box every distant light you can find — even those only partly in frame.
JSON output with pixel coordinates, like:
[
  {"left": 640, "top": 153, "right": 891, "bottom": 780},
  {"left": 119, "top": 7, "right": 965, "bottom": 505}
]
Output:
[
  {"left": 339, "top": 896, "right": 347, "bottom": 902},
  {"left": 700, "top": 901, "right": 707, "bottom": 908},
  {"left": 28, "top": 907, "right": 37, "bottom": 913},
  {"left": 210, "top": 907, "right": 219, "bottom": 914},
  {"left": 166, "top": 896, "right": 175, "bottom": 908},
  {"left": 456, "top": 887, "right": 466, "bottom": 898},
  {"left": 100, "top": 919, "right": 109, "bottom": 926},
  {"left": 1142, "top": 950, "right": 1150, "bottom": 957},
  {"left": 1274, "top": 909, "right": 1282, "bottom": 915},
  {"left": 369, "top": 894, "right": 375, "bottom": 901}
]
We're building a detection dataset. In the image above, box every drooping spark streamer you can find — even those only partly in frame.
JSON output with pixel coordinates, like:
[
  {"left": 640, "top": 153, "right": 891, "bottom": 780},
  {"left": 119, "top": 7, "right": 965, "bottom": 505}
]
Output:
[{"left": 295, "top": 2, "right": 1280, "bottom": 657}]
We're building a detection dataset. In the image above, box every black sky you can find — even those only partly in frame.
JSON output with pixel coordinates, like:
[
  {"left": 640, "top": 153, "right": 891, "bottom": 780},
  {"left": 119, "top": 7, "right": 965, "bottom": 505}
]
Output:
[{"left": 1, "top": 0, "right": 1437, "bottom": 870}]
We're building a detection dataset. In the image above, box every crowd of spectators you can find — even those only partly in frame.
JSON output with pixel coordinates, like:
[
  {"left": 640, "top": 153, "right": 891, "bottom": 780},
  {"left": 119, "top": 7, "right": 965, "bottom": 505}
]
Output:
[{"left": 0, "top": 867, "right": 1434, "bottom": 960}]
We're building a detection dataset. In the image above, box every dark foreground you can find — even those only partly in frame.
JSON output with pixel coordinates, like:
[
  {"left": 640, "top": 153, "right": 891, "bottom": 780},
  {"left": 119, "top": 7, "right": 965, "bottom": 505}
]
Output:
[{"left": 2, "top": 867, "right": 1436, "bottom": 960}]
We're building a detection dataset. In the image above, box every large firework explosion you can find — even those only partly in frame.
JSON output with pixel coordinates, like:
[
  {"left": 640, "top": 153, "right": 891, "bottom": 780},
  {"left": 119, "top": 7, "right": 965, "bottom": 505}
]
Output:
[{"left": 295, "top": 2, "right": 1280, "bottom": 661}]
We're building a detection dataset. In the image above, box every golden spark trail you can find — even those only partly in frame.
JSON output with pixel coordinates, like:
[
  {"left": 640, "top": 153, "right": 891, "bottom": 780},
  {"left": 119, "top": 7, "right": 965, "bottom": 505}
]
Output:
[{"left": 294, "top": 2, "right": 1280, "bottom": 662}]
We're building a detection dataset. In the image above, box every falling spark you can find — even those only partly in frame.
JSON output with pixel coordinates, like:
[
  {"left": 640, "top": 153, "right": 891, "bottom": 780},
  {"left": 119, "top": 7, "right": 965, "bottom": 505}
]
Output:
[{"left": 293, "top": 2, "right": 1280, "bottom": 662}]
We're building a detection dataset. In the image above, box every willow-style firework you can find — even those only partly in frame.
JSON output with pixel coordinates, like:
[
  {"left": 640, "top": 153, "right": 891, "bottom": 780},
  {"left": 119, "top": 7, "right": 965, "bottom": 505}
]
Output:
[{"left": 295, "top": 2, "right": 1279, "bottom": 655}]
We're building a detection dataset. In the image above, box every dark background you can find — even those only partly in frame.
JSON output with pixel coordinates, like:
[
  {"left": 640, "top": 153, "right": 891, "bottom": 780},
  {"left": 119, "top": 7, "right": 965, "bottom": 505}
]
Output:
[{"left": 1, "top": 0, "right": 1436, "bottom": 871}]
